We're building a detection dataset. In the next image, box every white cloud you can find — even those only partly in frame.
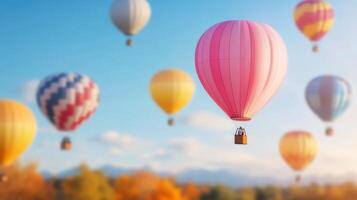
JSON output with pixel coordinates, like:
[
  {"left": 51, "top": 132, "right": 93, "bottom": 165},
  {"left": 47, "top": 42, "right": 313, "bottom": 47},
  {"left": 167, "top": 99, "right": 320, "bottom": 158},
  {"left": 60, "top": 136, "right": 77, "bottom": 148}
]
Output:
[
  {"left": 182, "top": 111, "right": 234, "bottom": 132},
  {"left": 19, "top": 80, "right": 40, "bottom": 103},
  {"left": 144, "top": 136, "right": 280, "bottom": 176},
  {"left": 168, "top": 137, "right": 203, "bottom": 154},
  {"left": 97, "top": 131, "right": 142, "bottom": 154},
  {"left": 109, "top": 147, "right": 123, "bottom": 156}
]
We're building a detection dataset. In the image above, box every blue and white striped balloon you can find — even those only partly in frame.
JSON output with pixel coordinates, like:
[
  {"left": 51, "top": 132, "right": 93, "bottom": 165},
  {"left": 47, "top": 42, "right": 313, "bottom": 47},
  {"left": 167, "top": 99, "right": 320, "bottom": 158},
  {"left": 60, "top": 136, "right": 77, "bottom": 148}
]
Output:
[{"left": 305, "top": 75, "right": 352, "bottom": 122}]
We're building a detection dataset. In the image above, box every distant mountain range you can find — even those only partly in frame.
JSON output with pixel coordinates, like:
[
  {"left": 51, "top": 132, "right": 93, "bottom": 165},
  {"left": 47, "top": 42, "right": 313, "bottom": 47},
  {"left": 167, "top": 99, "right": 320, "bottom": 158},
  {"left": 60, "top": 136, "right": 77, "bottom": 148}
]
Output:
[{"left": 42, "top": 166, "right": 357, "bottom": 187}]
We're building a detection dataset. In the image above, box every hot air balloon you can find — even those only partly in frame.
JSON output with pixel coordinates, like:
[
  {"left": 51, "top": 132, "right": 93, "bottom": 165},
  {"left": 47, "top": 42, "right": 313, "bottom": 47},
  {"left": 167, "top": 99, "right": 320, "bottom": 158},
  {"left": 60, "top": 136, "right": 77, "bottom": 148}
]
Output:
[
  {"left": 37, "top": 73, "right": 100, "bottom": 150},
  {"left": 150, "top": 69, "right": 195, "bottom": 126},
  {"left": 280, "top": 131, "right": 318, "bottom": 182},
  {"left": 110, "top": 0, "right": 151, "bottom": 46},
  {"left": 305, "top": 75, "right": 351, "bottom": 136},
  {"left": 0, "top": 100, "right": 37, "bottom": 181},
  {"left": 294, "top": 0, "right": 335, "bottom": 52},
  {"left": 195, "top": 20, "right": 288, "bottom": 144}
]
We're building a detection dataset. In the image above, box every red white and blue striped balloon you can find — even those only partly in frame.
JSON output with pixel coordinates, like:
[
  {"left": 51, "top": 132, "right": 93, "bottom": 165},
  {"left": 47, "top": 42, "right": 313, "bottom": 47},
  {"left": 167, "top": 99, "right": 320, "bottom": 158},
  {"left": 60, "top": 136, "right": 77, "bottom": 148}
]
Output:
[
  {"left": 37, "top": 73, "right": 100, "bottom": 131},
  {"left": 305, "top": 75, "right": 351, "bottom": 122}
]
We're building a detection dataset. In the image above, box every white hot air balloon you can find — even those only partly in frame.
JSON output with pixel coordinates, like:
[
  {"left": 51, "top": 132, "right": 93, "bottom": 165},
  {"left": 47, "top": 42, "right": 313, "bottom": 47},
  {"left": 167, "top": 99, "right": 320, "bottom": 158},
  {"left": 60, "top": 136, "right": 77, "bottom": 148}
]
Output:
[{"left": 110, "top": 0, "right": 151, "bottom": 46}]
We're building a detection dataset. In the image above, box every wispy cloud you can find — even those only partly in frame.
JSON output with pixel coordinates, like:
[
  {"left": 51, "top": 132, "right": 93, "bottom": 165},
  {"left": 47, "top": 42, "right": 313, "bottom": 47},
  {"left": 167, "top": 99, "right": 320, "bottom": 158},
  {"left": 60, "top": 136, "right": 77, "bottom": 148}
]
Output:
[
  {"left": 19, "top": 80, "right": 40, "bottom": 103},
  {"left": 144, "top": 136, "right": 280, "bottom": 176},
  {"left": 109, "top": 147, "right": 123, "bottom": 156},
  {"left": 168, "top": 137, "right": 203, "bottom": 154},
  {"left": 96, "top": 131, "right": 143, "bottom": 155},
  {"left": 182, "top": 111, "right": 234, "bottom": 132}
]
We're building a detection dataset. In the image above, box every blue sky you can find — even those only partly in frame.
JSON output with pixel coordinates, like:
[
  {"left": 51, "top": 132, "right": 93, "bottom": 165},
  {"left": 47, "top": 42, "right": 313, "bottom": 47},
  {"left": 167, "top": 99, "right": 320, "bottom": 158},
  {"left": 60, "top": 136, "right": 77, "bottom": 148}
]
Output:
[{"left": 1, "top": 0, "right": 357, "bottom": 182}]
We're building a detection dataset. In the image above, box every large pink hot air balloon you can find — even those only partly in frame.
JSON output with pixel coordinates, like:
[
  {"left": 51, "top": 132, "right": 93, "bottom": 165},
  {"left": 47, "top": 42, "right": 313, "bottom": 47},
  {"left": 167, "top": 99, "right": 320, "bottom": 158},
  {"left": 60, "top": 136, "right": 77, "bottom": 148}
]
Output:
[{"left": 195, "top": 20, "right": 288, "bottom": 144}]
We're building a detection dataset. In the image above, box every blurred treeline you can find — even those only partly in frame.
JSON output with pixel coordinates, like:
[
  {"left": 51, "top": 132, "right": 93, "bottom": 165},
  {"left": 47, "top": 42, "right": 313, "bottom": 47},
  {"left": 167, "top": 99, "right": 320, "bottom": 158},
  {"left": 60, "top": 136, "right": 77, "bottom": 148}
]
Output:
[{"left": 1, "top": 163, "right": 357, "bottom": 200}]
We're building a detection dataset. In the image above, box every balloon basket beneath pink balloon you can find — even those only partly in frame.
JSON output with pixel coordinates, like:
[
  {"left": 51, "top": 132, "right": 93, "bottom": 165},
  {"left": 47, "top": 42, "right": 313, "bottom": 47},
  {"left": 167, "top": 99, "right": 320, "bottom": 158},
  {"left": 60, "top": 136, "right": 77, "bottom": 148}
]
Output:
[{"left": 234, "top": 127, "right": 247, "bottom": 145}]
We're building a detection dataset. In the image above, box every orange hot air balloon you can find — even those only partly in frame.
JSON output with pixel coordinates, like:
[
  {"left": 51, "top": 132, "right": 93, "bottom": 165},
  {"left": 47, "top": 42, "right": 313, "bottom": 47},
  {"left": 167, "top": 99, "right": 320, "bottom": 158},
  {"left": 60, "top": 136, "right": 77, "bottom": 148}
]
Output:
[
  {"left": 294, "top": 0, "right": 335, "bottom": 52},
  {"left": 150, "top": 69, "right": 195, "bottom": 126},
  {"left": 0, "top": 100, "right": 37, "bottom": 181},
  {"left": 279, "top": 131, "right": 318, "bottom": 182}
]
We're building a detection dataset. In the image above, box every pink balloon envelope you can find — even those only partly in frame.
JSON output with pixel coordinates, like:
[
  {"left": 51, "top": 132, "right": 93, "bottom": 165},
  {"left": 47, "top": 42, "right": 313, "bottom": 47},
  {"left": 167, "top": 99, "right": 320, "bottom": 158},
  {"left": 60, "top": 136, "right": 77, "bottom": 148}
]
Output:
[{"left": 195, "top": 20, "right": 288, "bottom": 144}]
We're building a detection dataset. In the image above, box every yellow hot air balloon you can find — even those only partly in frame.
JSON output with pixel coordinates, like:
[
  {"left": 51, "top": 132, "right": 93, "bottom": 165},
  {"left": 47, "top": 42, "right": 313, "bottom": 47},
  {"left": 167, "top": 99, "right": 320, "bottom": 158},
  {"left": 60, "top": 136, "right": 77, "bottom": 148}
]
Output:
[
  {"left": 150, "top": 69, "right": 195, "bottom": 126},
  {"left": 279, "top": 131, "right": 317, "bottom": 182},
  {"left": 0, "top": 100, "right": 37, "bottom": 166}
]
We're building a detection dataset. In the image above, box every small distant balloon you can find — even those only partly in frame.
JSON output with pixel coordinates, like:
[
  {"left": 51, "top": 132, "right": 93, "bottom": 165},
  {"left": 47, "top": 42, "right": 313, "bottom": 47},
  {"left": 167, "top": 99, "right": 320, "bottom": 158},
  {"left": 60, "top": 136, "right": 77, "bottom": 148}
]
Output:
[
  {"left": 150, "top": 69, "right": 195, "bottom": 126},
  {"left": 37, "top": 73, "right": 100, "bottom": 150},
  {"left": 305, "top": 75, "right": 352, "bottom": 136},
  {"left": 0, "top": 100, "right": 37, "bottom": 166},
  {"left": 294, "top": 0, "right": 335, "bottom": 52},
  {"left": 195, "top": 20, "right": 288, "bottom": 144},
  {"left": 110, "top": 0, "right": 151, "bottom": 46},
  {"left": 280, "top": 131, "right": 318, "bottom": 182}
]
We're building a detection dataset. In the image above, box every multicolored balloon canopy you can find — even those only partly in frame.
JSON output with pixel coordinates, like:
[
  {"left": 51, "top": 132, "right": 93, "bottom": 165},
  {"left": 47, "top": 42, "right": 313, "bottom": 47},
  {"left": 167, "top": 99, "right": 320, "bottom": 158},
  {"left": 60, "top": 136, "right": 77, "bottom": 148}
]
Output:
[
  {"left": 305, "top": 75, "right": 352, "bottom": 136},
  {"left": 195, "top": 20, "right": 288, "bottom": 144},
  {"left": 150, "top": 69, "right": 195, "bottom": 126},
  {"left": 280, "top": 130, "right": 318, "bottom": 182},
  {"left": 110, "top": 0, "right": 151, "bottom": 46},
  {"left": 294, "top": 0, "right": 335, "bottom": 52},
  {"left": 37, "top": 73, "right": 100, "bottom": 150}
]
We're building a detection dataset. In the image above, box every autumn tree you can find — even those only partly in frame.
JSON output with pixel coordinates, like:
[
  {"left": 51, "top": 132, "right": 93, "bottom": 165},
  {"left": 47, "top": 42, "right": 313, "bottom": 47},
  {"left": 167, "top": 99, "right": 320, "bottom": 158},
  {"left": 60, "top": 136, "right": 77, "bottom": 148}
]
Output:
[
  {"left": 147, "top": 179, "right": 186, "bottom": 200},
  {"left": 339, "top": 182, "right": 357, "bottom": 200},
  {"left": 182, "top": 182, "right": 202, "bottom": 200},
  {"left": 236, "top": 188, "right": 255, "bottom": 200},
  {"left": 200, "top": 185, "right": 237, "bottom": 200},
  {"left": 0, "top": 162, "right": 55, "bottom": 200},
  {"left": 301, "top": 183, "right": 325, "bottom": 200},
  {"left": 114, "top": 171, "right": 186, "bottom": 200},
  {"left": 59, "top": 164, "right": 114, "bottom": 200},
  {"left": 114, "top": 171, "right": 161, "bottom": 200},
  {"left": 255, "top": 186, "right": 282, "bottom": 200}
]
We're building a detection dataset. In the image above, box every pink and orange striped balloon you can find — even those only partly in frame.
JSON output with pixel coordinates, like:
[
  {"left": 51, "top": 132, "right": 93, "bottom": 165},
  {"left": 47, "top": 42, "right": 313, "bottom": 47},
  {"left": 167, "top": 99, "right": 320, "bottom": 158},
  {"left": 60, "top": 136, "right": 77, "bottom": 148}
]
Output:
[{"left": 294, "top": 0, "right": 334, "bottom": 51}]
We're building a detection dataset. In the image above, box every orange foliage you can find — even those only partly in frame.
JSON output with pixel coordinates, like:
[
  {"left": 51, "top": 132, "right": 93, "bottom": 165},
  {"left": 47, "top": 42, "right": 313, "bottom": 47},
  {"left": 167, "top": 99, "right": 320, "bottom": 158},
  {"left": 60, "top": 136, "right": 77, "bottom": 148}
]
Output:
[
  {"left": 146, "top": 179, "right": 186, "bottom": 200},
  {"left": 114, "top": 171, "right": 161, "bottom": 200},
  {"left": 114, "top": 171, "right": 187, "bottom": 200},
  {"left": 181, "top": 182, "right": 202, "bottom": 200},
  {"left": 0, "top": 162, "right": 54, "bottom": 200}
]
